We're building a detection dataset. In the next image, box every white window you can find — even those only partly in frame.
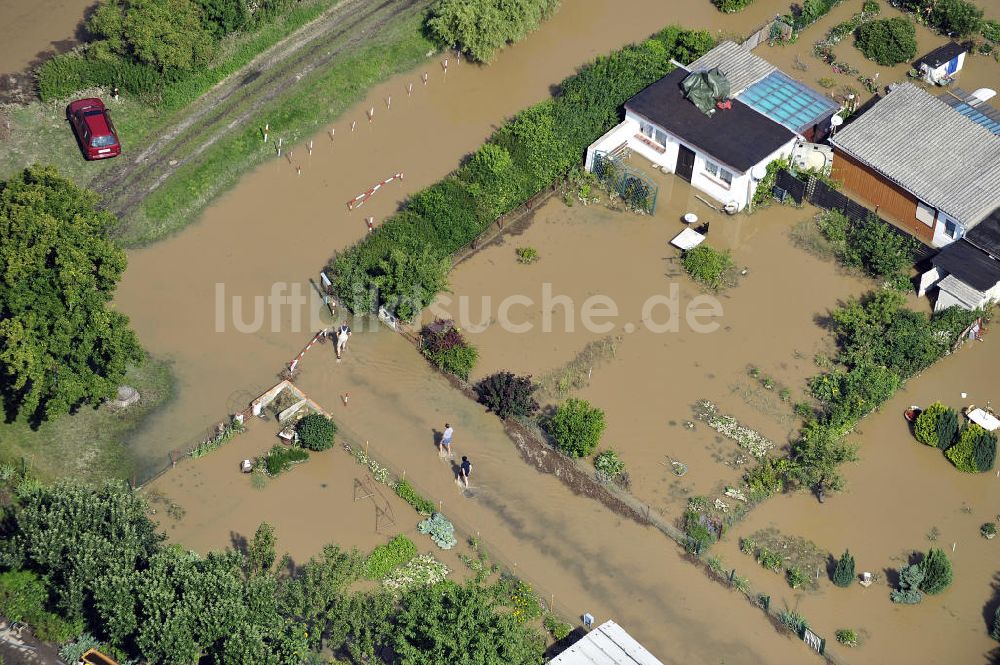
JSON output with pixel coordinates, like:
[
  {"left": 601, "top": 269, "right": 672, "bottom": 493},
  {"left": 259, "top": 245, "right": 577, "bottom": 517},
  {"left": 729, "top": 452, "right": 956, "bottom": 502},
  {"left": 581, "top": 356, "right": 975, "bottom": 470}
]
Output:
[
  {"left": 639, "top": 120, "right": 667, "bottom": 147},
  {"left": 704, "top": 159, "right": 733, "bottom": 186},
  {"left": 915, "top": 200, "right": 935, "bottom": 226}
]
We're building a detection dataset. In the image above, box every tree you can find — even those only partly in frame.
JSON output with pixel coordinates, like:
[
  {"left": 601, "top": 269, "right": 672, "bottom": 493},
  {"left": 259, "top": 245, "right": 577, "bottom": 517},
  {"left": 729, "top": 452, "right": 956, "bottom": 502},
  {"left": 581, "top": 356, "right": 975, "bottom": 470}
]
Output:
[
  {"left": 296, "top": 414, "right": 337, "bottom": 451},
  {"left": 926, "top": 0, "right": 984, "bottom": 37},
  {"left": 946, "top": 424, "right": 997, "bottom": 473},
  {"left": 789, "top": 421, "right": 859, "bottom": 500},
  {"left": 0, "top": 167, "right": 144, "bottom": 424},
  {"left": 833, "top": 550, "right": 856, "bottom": 587},
  {"left": 394, "top": 582, "right": 544, "bottom": 665},
  {"left": 425, "top": 0, "right": 560, "bottom": 63},
  {"left": 544, "top": 398, "right": 606, "bottom": 457},
  {"left": 374, "top": 246, "right": 450, "bottom": 322},
  {"left": 193, "top": 0, "right": 251, "bottom": 37},
  {"left": 918, "top": 548, "right": 953, "bottom": 595},
  {"left": 935, "top": 407, "right": 959, "bottom": 450},
  {"left": 474, "top": 372, "right": 539, "bottom": 419},
  {"left": 855, "top": 18, "right": 917, "bottom": 65},
  {"left": 88, "top": 0, "right": 216, "bottom": 75},
  {"left": 889, "top": 564, "right": 924, "bottom": 604},
  {"left": 245, "top": 522, "right": 277, "bottom": 578},
  {"left": 993, "top": 604, "right": 1000, "bottom": 641}
]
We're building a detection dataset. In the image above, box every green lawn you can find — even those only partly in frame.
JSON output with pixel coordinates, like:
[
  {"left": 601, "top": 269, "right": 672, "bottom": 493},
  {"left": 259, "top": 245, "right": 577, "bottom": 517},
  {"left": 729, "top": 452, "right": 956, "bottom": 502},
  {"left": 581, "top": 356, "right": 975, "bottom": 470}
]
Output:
[
  {"left": 0, "top": 355, "right": 175, "bottom": 483},
  {"left": 0, "top": 0, "right": 338, "bottom": 189}
]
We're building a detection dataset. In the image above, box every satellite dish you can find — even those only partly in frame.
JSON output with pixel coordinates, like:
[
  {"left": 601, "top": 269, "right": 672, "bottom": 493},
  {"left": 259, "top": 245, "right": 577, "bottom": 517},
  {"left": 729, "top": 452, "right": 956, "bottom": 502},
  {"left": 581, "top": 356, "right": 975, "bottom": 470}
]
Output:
[
  {"left": 750, "top": 165, "right": 767, "bottom": 180},
  {"left": 830, "top": 115, "right": 844, "bottom": 127}
]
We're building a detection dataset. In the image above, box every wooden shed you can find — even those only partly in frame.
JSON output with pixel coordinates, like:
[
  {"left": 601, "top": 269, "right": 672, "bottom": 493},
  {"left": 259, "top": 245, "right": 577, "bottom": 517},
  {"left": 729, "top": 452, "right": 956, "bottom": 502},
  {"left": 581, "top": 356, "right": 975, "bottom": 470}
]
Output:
[{"left": 916, "top": 42, "right": 967, "bottom": 86}]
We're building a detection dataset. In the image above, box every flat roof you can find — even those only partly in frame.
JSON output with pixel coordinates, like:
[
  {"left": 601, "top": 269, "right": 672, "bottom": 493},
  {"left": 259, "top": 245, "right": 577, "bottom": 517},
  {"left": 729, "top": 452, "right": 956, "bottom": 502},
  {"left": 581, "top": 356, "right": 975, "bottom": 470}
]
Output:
[
  {"left": 738, "top": 70, "right": 839, "bottom": 133},
  {"left": 626, "top": 68, "right": 795, "bottom": 173},
  {"left": 549, "top": 621, "right": 666, "bottom": 665}
]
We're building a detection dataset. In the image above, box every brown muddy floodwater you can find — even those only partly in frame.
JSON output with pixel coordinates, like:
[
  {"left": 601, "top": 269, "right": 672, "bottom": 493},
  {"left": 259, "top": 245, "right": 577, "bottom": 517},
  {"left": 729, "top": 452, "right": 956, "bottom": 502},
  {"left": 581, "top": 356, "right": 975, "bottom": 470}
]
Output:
[
  {"left": 0, "top": 0, "right": 94, "bottom": 75},
  {"left": 119, "top": 0, "right": 998, "bottom": 662}
]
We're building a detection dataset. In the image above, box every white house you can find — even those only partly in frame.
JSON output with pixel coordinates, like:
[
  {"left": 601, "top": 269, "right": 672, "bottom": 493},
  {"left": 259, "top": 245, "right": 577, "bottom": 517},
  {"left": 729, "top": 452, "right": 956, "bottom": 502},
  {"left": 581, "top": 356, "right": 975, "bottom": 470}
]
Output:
[
  {"left": 919, "top": 210, "right": 1000, "bottom": 311},
  {"left": 585, "top": 42, "right": 804, "bottom": 212},
  {"left": 916, "top": 42, "right": 967, "bottom": 86}
]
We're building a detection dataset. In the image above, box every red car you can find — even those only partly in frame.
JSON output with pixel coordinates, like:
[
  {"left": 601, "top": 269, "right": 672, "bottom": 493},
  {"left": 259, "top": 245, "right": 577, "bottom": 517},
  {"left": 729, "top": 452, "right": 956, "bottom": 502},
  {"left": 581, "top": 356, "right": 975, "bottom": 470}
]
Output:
[{"left": 66, "top": 98, "right": 121, "bottom": 160}]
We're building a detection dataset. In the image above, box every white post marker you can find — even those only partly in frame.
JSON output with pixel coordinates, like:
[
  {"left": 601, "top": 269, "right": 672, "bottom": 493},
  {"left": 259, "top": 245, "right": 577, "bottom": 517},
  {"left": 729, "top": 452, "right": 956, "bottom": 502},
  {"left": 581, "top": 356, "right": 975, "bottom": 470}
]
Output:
[
  {"left": 422, "top": 72, "right": 429, "bottom": 85},
  {"left": 407, "top": 82, "right": 413, "bottom": 96},
  {"left": 386, "top": 96, "right": 391, "bottom": 110},
  {"left": 328, "top": 127, "right": 335, "bottom": 141},
  {"left": 351, "top": 120, "right": 357, "bottom": 132},
  {"left": 368, "top": 106, "right": 375, "bottom": 122}
]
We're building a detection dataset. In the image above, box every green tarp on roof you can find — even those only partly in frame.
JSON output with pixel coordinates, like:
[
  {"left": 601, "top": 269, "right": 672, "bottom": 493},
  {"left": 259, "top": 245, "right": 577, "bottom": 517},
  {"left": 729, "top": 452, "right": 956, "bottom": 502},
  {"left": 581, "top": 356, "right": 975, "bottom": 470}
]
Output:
[{"left": 681, "top": 68, "right": 731, "bottom": 116}]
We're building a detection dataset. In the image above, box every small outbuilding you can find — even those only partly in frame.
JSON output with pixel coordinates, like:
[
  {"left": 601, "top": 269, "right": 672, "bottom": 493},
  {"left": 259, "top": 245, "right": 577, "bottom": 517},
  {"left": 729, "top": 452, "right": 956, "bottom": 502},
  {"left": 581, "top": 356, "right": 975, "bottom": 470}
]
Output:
[
  {"left": 919, "top": 208, "right": 1000, "bottom": 310},
  {"left": 916, "top": 42, "right": 967, "bottom": 86},
  {"left": 549, "top": 620, "right": 665, "bottom": 665}
]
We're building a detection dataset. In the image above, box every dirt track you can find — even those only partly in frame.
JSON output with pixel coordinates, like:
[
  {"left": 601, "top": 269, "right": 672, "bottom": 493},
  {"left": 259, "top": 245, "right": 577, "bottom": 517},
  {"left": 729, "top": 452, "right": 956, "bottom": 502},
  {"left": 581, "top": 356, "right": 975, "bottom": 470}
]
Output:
[{"left": 91, "top": 0, "right": 429, "bottom": 223}]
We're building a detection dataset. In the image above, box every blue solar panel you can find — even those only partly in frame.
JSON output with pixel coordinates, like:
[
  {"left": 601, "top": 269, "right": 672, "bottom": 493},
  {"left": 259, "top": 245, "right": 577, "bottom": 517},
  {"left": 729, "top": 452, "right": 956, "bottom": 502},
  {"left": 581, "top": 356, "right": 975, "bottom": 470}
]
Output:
[
  {"left": 952, "top": 102, "right": 1000, "bottom": 135},
  {"left": 737, "top": 71, "right": 839, "bottom": 133}
]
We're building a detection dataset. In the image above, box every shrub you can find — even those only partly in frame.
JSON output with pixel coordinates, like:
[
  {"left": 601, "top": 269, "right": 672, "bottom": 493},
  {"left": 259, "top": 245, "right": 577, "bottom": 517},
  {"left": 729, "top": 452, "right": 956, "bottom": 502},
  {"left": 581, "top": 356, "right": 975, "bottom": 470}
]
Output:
[
  {"left": 296, "top": 414, "right": 337, "bottom": 451},
  {"left": 833, "top": 549, "right": 855, "bottom": 587},
  {"left": 981, "top": 522, "right": 997, "bottom": 539},
  {"left": 817, "top": 210, "right": 919, "bottom": 288},
  {"left": 593, "top": 450, "right": 626, "bottom": 482},
  {"left": 365, "top": 535, "right": 418, "bottom": 580},
  {"left": 863, "top": 0, "right": 880, "bottom": 12},
  {"left": 417, "top": 512, "right": 458, "bottom": 549},
  {"left": 713, "top": 0, "right": 754, "bottom": 12},
  {"left": 544, "top": 398, "right": 606, "bottom": 457},
  {"left": 817, "top": 76, "right": 836, "bottom": 88},
  {"left": 994, "top": 605, "right": 1000, "bottom": 641},
  {"left": 740, "top": 537, "right": 757, "bottom": 556},
  {"left": 909, "top": 0, "right": 984, "bottom": 37},
  {"left": 786, "top": 567, "right": 809, "bottom": 589},
  {"left": 682, "top": 244, "right": 734, "bottom": 290},
  {"left": 425, "top": 0, "right": 561, "bottom": 62},
  {"left": 918, "top": 548, "right": 953, "bottom": 595},
  {"left": 683, "top": 510, "right": 716, "bottom": 554},
  {"left": 38, "top": 51, "right": 164, "bottom": 101},
  {"left": 394, "top": 479, "right": 437, "bottom": 515},
  {"left": 946, "top": 424, "right": 997, "bottom": 473},
  {"left": 263, "top": 445, "right": 309, "bottom": 475},
  {"left": 914, "top": 402, "right": 946, "bottom": 446},
  {"left": 936, "top": 408, "right": 960, "bottom": 450},
  {"left": 743, "top": 457, "right": 790, "bottom": 502},
  {"left": 984, "top": 19, "right": 1000, "bottom": 43},
  {"left": 757, "top": 547, "right": 783, "bottom": 572},
  {"left": 474, "top": 372, "right": 539, "bottom": 419},
  {"left": 890, "top": 564, "right": 924, "bottom": 604},
  {"left": 777, "top": 609, "right": 809, "bottom": 636},
  {"left": 855, "top": 18, "right": 917, "bottom": 65},
  {"left": 421, "top": 319, "right": 479, "bottom": 380},
  {"left": 543, "top": 612, "right": 573, "bottom": 641},
  {"left": 836, "top": 628, "right": 858, "bottom": 647},
  {"left": 0, "top": 570, "right": 47, "bottom": 623},
  {"left": 516, "top": 247, "right": 539, "bottom": 264}
]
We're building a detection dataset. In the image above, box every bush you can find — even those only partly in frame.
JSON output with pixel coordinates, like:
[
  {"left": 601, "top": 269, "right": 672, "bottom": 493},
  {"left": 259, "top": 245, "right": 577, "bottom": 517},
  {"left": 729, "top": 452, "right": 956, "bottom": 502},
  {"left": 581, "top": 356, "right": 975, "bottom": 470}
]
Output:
[
  {"left": 833, "top": 549, "right": 855, "bottom": 587},
  {"left": 38, "top": 51, "right": 164, "bottom": 101},
  {"left": 757, "top": 547, "right": 783, "bottom": 572},
  {"left": 593, "top": 450, "right": 626, "bottom": 482},
  {"left": 417, "top": 512, "right": 458, "bottom": 549},
  {"left": 918, "top": 548, "right": 953, "bottom": 595},
  {"left": 744, "top": 457, "right": 791, "bottom": 502},
  {"left": 984, "top": 19, "right": 1000, "bottom": 43},
  {"left": 263, "top": 445, "right": 309, "bottom": 475},
  {"left": 516, "top": 247, "right": 539, "bottom": 264},
  {"left": 544, "top": 398, "right": 606, "bottom": 457},
  {"left": 394, "top": 479, "right": 437, "bottom": 515},
  {"left": 543, "top": 613, "right": 573, "bottom": 641},
  {"left": 365, "top": 535, "right": 418, "bottom": 580},
  {"left": 421, "top": 319, "right": 479, "bottom": 380},
  {"left": 474, "top": 372, "right": 539, "bottom": 419},
  {"left": 683, "top": 510, "right": 717, "bottom": 554},
  {"left": 855, "top": 18, "right": 917, "bottom": 65},
  {"left": 425, "top": 0, "right": 561, "bottom": 62},
  {"left": 946, "top": 424, "right": 997, "bottom": 473},
  {"left": 682, "top": 244, "right": 734, "bottom": 290},
  {"left": 914, "top": 402, "right": 946, "bottom": 446},
  {"left": 777, "top": 609, "right": 809, "bottom": 636},
  {"left": 296, "top": 414, "right": 337, "bottom": 451},
  {"left": 713, "top": 0, "right": 754, "bottom": 12},
  {"left": 836, "top": 628, "right": 858, "bottom": 647},
  {"left": 792, "top": 0, "right": 842, "bottom": 30},
  {"left": 0, "top": 570, "right": 47, "bottom": 623},
  {"left": 981, "top": 522, "right": 997, "bottom": 539},
  {"left": 994, "top": 605, "right": 1000, "bottom": 641},
  {"left": 903, "top": 0, "right": 983, "bottom": 37},
  {"left": 786, "top": 567, "right": 809, "bottom": 589},
  {"left": 816, "top": 210, "right": 919, "bottom": 288}
]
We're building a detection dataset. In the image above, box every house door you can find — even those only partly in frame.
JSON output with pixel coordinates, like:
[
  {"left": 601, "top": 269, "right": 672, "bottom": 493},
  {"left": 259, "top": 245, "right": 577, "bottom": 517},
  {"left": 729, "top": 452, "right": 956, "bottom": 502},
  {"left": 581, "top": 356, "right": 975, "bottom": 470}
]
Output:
[
  {"left": 676, "top": 145, "right": 696, "bottom": 182},
  {"left": 946, "top": 57, "right": 958, "bottom": 74}
]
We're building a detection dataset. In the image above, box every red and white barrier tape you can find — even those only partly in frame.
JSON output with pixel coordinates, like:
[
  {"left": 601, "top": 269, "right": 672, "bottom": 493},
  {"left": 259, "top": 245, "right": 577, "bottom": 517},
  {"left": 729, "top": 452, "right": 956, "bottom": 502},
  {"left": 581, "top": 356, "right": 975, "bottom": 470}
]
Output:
[{"left": 346, "top": 172, "right": 404, "bottom": 211}]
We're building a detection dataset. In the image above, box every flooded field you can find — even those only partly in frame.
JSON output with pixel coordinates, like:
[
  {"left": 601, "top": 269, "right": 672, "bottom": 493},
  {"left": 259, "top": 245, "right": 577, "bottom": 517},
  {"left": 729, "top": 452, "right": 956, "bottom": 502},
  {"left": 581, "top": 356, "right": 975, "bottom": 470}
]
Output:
[
  {"left": 0, "top": 0, "right": 94, "bottom": 75},
  {"left": 759, "top": 1, "right": 1000, "bottom": 108},
  {"left": 714, "top": 340, "right": 1000, "bottom": 665},
  {"left": 429, "top": 166, "right": 872, "bottom": 516},
  {"left": 115, "top": 0, "right": 796, "bottom": 479}
]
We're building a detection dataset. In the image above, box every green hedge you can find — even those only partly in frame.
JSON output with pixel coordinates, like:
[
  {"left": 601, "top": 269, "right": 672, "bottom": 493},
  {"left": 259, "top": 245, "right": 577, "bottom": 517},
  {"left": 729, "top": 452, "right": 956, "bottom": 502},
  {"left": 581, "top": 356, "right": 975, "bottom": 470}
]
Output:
[
  {"left": 327, "top": 26, "right": 715, "bottom": 316},
  {"left": 426, "top": 0, "right": 561, "bottom": 63},
  {"left": 394, "top": 478, "right": 436, "bottom": 515},
  {"left": 365, "top": 535, "right": 418, "bottom": 579},
  {"left": 38, "top": 53, "right": 166, "bottom": 101},
  {"left": 713, "top": 0, "right": 754, "bottom": 12}
]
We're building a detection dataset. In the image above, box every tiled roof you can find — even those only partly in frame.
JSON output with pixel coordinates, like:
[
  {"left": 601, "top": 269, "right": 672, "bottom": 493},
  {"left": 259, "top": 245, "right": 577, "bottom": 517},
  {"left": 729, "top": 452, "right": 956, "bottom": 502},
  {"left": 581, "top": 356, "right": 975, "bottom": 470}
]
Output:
[
  {"left": 830, "top": 83, "right": 1000, "bottom": 225},
  {"left": 687, "top": 41, "right": 776, "bottom": 95}
]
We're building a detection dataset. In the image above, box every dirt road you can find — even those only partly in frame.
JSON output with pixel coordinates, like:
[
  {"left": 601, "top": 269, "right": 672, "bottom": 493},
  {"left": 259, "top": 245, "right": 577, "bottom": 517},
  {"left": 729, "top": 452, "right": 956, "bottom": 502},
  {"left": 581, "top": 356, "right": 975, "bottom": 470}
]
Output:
[{"left": 90, "top": 0, "right": 429, "bottom": 222}]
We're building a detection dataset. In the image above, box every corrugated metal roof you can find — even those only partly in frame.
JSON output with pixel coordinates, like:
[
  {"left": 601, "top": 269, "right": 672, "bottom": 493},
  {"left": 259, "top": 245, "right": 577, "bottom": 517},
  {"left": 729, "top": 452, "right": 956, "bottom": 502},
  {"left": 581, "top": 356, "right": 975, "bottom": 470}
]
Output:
[
  {"left": 549, "top": 621, "right": 666, "bottom": 665},
  {"left": 830, "top": 83, "right": 1000, "bottom": 225},
  {"left": 687, "top": 41, "right": 776, "bottom": 95},
  {"left": 939, "top": 274, "right": 989, "bottom": 308}
]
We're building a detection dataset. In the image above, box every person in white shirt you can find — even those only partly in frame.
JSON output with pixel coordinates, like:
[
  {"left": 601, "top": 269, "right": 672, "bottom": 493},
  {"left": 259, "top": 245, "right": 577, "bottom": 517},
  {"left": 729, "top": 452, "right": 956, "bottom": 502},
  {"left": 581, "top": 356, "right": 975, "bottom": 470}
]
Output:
[
  {"left": 439, "top": 423, "right": 454, "bottom": 456},
  {"left": 335, "top": 323, "right": 351, "bottom": 360}
]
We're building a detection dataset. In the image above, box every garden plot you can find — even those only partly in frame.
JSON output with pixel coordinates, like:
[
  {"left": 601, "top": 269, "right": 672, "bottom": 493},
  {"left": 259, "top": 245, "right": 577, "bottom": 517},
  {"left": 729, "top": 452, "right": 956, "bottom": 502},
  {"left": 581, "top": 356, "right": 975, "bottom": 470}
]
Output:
[{"left": 434, "top": 180, "right": 871, "bottom": 520}]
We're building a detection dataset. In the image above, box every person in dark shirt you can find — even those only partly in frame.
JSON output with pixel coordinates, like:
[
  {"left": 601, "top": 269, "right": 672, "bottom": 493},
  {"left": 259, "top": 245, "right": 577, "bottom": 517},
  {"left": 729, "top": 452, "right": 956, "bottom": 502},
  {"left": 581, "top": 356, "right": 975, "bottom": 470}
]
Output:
[{"left": 459, "top": 456, "right": 472, "bottom": 488}]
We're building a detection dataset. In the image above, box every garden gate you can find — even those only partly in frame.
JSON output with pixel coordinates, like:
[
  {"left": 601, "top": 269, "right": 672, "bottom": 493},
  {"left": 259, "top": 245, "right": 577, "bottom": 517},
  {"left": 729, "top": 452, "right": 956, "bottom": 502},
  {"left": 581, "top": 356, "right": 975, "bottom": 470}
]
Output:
[{"left": 592, "top": 150, "right": 659, "bottom": 215}]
